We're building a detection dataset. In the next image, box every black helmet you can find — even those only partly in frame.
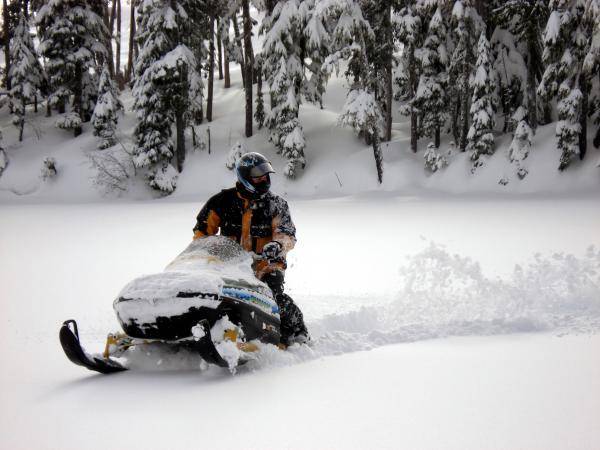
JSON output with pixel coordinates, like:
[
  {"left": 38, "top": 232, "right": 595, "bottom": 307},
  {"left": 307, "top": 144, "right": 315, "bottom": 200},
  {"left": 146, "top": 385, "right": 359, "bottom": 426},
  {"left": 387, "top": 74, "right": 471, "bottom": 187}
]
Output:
[{"left": 235, "top": 152, "right": 275, "bottom": 195}]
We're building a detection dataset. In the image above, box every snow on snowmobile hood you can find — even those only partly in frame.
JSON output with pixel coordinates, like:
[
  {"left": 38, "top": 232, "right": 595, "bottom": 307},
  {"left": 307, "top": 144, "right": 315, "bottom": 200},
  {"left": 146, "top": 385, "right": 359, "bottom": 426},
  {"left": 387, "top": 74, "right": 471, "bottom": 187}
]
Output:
[{"left": 114, "top": 236, "right": 277, "bottom": 325}]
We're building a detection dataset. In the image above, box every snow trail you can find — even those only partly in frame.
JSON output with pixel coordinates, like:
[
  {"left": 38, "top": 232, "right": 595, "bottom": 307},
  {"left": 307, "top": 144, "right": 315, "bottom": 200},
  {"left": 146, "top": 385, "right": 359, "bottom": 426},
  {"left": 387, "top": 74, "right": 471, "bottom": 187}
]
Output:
[{"left": 118, "top": 243, "right": 600, "bottom": 373}]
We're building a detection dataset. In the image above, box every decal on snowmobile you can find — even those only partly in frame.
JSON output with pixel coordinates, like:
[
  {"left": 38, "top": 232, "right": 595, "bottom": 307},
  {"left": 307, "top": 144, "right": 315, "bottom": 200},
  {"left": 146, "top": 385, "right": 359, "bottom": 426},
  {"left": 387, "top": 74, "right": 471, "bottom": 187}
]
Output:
[{"left": 221, "top": 286, "right": 279, "bottom": 315}]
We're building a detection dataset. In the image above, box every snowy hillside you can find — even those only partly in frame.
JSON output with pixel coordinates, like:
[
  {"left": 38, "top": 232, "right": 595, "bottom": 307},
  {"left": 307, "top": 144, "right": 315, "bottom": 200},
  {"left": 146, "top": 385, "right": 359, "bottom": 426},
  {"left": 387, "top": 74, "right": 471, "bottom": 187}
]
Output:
[{"left": 1, "top": 64, "right": 599, "bottom": 204}]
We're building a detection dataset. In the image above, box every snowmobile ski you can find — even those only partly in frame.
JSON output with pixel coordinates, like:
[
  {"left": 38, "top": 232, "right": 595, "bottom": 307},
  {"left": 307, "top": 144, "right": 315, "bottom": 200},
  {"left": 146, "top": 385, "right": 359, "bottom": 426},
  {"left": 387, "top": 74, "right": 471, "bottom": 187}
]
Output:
[
  {"left": 186, "top": 319, "right": 230, "bottom": 368},
  {"left": 59, "top": 320, "right": 127, "bottom": 374}
]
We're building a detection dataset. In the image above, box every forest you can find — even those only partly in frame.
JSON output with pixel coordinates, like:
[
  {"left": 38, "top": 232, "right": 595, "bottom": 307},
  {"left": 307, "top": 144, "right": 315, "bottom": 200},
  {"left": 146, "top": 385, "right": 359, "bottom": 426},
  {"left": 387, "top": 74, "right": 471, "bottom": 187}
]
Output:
[{"left": 0, "top": 0, "right": 599, "bottom": 193}]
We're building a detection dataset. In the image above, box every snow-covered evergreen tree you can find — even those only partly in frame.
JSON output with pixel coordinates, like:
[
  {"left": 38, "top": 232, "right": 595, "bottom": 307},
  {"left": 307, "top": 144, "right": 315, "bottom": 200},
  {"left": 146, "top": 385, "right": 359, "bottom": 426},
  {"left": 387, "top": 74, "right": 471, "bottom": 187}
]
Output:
[
  {"left": 226, "top": 141, "right": 247, "bottom": 169},
  {"left": 260, "top": 0, "right": 313, "bottom": 178},
  {"left": 491, "top": 28, "right": 526, "bottom": 133},
  {"left": 448, "top": 0, "right": 482, "bottom": 151},
  {"left": 91, "top": 66, "right": 123, "bottom": 149},
  {"left": 319, "top": 0, "right": 384, "bottom": 183},
  {"left": 468, "top": 32, "right": 496, "bottom": 168},
  {"left": 424, "top": 142, "right": 448, "bottom": 173},
  {"left": 132, "top": 0, "right": 204, "bottom": 193},
  {"left": 413, "top": 5, "right": 448, "bottom": 149},
  {"left": 538, "top": 0, "right": 591, "bottom": 170},
  {"left": 360, "top": 0, "right": 396, "bottom": 142},
  {"left": 8, "top": 13, "right": 45, "bottom": 142},
  {"left": 41, "top": 157, "right": 57, "bottom": 180},
  {"left": 582, "top": 0, "right": 600, "bottom": 149},
  {"left": 36, "top": 0, "right": 107, "bottom": 136},
  {"left": 508, "top": 106, "right": 533, "bottom": 179},
  {"left": 254, "top": 53, "right": 266, "bottom": 129},
  {"left": 495, "top": 0, "right": 549, "bottom": 130},
  {"left": 394, "top": 3, "right": 423, "bottom": 153}
]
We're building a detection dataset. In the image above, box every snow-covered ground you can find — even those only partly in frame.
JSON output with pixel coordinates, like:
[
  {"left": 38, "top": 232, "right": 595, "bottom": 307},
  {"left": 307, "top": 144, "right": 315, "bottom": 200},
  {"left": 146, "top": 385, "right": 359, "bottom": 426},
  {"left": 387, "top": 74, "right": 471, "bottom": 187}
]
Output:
[
  {"left": 1, "top": 43, "right": 600, "bottom": 449},
  {"left": 1, "top": 197, "right": 599, "bottom": 450}
]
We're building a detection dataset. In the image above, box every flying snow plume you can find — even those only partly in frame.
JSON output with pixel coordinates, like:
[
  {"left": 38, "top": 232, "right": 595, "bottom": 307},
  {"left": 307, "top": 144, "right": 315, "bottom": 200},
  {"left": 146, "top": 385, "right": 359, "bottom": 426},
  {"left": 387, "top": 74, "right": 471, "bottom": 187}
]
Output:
[
  {"left": 243, "top": 244, "right": 600, "bottom": 371},
  {"left": 116, "top": 244, "right": 600, "bottom": 373}
]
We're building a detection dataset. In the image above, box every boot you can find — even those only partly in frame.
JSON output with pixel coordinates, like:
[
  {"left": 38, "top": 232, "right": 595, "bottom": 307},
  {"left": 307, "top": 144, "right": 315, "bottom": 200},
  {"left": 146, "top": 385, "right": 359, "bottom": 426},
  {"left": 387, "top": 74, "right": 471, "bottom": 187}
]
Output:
[{"left": 262, "top": 271, "right": 309, "bottom": 345}]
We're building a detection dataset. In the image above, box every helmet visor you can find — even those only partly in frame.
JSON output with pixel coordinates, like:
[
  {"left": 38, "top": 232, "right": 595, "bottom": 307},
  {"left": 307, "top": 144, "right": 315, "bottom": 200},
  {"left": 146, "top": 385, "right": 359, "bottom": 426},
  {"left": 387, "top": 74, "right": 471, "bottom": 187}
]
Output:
[{"left": 249, "top": 162, "right": 275, "bottom": 178}]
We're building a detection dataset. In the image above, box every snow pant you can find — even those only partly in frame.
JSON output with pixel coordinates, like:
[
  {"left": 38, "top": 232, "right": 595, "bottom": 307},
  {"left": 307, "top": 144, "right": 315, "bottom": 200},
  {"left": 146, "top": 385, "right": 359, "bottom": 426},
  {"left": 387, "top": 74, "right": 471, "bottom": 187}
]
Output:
[{"left": 262, "top": 270, "right": 308, "bottom": 343}]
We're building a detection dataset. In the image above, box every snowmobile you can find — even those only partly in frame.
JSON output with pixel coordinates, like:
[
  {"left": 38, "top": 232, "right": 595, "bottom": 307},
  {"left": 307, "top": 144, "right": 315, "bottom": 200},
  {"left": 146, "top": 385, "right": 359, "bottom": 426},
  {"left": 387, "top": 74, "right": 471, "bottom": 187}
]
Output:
[{"left": 59, "top": 235, "right": 282, "bottom": 374}]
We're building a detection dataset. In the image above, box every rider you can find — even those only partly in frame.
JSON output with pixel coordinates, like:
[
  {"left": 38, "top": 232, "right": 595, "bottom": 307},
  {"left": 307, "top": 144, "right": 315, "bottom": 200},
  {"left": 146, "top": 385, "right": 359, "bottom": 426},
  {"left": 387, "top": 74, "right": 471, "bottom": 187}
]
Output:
[{"left": 193, "top": 152, "right": 309, "bottom": 345}]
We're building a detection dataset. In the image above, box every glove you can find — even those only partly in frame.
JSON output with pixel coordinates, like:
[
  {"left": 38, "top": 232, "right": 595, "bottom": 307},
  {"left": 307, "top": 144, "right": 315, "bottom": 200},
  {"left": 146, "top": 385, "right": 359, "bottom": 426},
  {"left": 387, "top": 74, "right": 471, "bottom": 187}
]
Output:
[{"left": 262, "top": 241, "right": 283, "bottom": 261}]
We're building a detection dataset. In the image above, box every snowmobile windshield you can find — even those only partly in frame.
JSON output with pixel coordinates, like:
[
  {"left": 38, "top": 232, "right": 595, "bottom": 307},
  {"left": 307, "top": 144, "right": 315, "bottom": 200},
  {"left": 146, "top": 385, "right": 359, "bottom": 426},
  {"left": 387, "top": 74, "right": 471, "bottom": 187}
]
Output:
[{"left": 178, "top": 235, "right": 247, "bottom": 263}]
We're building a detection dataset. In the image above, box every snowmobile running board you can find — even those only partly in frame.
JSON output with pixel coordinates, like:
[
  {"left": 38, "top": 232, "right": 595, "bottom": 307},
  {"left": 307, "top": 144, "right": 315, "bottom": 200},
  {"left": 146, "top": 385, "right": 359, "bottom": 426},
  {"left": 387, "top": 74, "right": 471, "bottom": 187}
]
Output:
[{"left": 59, "top": 319, "right": 232, "bottom": 374}]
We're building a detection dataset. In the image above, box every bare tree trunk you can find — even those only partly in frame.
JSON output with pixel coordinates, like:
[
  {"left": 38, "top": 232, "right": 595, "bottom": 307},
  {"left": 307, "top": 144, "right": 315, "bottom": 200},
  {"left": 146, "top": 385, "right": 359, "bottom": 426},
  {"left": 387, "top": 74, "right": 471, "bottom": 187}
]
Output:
[
  {"left": 579, "top": 75, "right": 588, "bottom": 160},
  {"left": 242, "top": 0, "right": 253, "bottom": 137},
  {"left": 115, "top": 0, "right": 121, "bottom": 83},
  {"left": 223, "top": 18, "right": 231, "bottom": 88},
  {"left": 249, "top": 35, "right": 256, "bottom": 84},
  {"left": 126, "top": 1, "right": 135, "bottom": 81},
  {"left": 175, "top": 110, "right": 185, "bottom": 172},
  {"left": 526, "top": 39, "right": 538, "bottom": 131},
  {"left": 372, "top": 127, "right": 383, "bottom": 183},
  {"left": 103, "top": 0, "right": 115, "bottom": 77},
  {"left": 207, "top": 15, "right": 215, "bottom": 122},
  {"left": 232, "top": 13, "right": 245, "bottom": 89},
  {"left": 109, "top": 0, "right": 117, "bottom": 40},
  {"left": 383, "top": 1, "right": 392, "bottom": 142},
  {"left": 217, "top": 18, "right": 223, "bottom": 80},
  {"left": 73, "top": 64, "right": 83, "bottom": 137},
  {"left": 435, "top": 126, "right": 440, "bottom": 149},
  {"left": 460, "top": 86, "right": 469, "bottom": 151},
  {"left": 18, "top": 99, "right": 24, "bottom": 141},
  {"left": 3, "top": 0, "right": 11, "bottom": 92},
  {"left": 408, "top": 45, "right": 417, "bottom": 153},
  {"left": 224, "top": 44, "right": 230, "bottom": 88}
]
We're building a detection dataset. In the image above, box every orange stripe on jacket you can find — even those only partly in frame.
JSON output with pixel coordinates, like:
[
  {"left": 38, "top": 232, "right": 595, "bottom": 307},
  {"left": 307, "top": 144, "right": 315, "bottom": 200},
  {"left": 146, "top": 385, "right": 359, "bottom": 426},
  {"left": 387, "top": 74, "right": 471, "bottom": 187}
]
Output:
[{"left": 193, "top": 210, "right": 220, "bottom": 240}]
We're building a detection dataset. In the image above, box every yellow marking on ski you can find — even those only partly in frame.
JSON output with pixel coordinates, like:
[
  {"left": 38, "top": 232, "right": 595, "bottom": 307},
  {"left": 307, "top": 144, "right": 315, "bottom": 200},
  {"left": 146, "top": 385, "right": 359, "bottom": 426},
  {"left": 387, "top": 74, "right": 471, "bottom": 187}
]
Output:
[
  {"left": 224, "top": 329, "right": 238, "bottom": 342},
  {"left": 103, "top": 334, "right": 120, "bottom": 358}
]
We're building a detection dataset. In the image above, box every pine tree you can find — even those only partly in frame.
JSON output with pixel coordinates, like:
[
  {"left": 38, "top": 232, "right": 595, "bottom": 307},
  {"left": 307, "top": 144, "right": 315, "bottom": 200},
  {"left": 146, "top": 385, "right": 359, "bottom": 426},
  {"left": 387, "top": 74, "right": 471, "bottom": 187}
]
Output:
[
  {"left": 132, "top": 0, "right": 204, "bottom": 192},
  {"left": 254, "top": 54, "right": 265, "bottom": 128},
  {"left": 509, "top": 107, "right": 533, "bottom": 179},
  {"left": 413, "top": 5, "right": 448, "bottom": 149},
  {"left": 491, "top": 28, "right": 525, "bottom": 134},
  {"left": 319, "top": 0, "right": 384, "bottom": 182},
  {"left": 36, "top": 0, "right": 108, "bottom": 137},
  {"left": 495, "top": 0, "right": 549, "bottom": 130},
  {"left": 91, "top": 65, "right": 123, "bottom": 149},
  {"left": 538, "top": 0, "right": 590, "bottom": 170},
  {"left": 395, "top": 2, "right": 423, "bottom": 153},
  {"left": 424, "top": 142, "right": 448, "bottom": 172},
  {"left": 8, "top": 13, "right": 45, "bottom": 142},
  {"left": 448, "top": 0, "right": 482, "bottom": 151},
  {"left": 468, "top": 32, "right": 496, "bottom": 168},
  {"left": 583, "top": 0, "right": 600, "bottom": 148},
  {"left": 360, "top": 0, "right": 395, "bottom": 142},
  {"left": 226, "top": 141, "right": 247, "bottom": 169},
  {"left": 260, "top": 0, "right": 322, "bottom": 178}
]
